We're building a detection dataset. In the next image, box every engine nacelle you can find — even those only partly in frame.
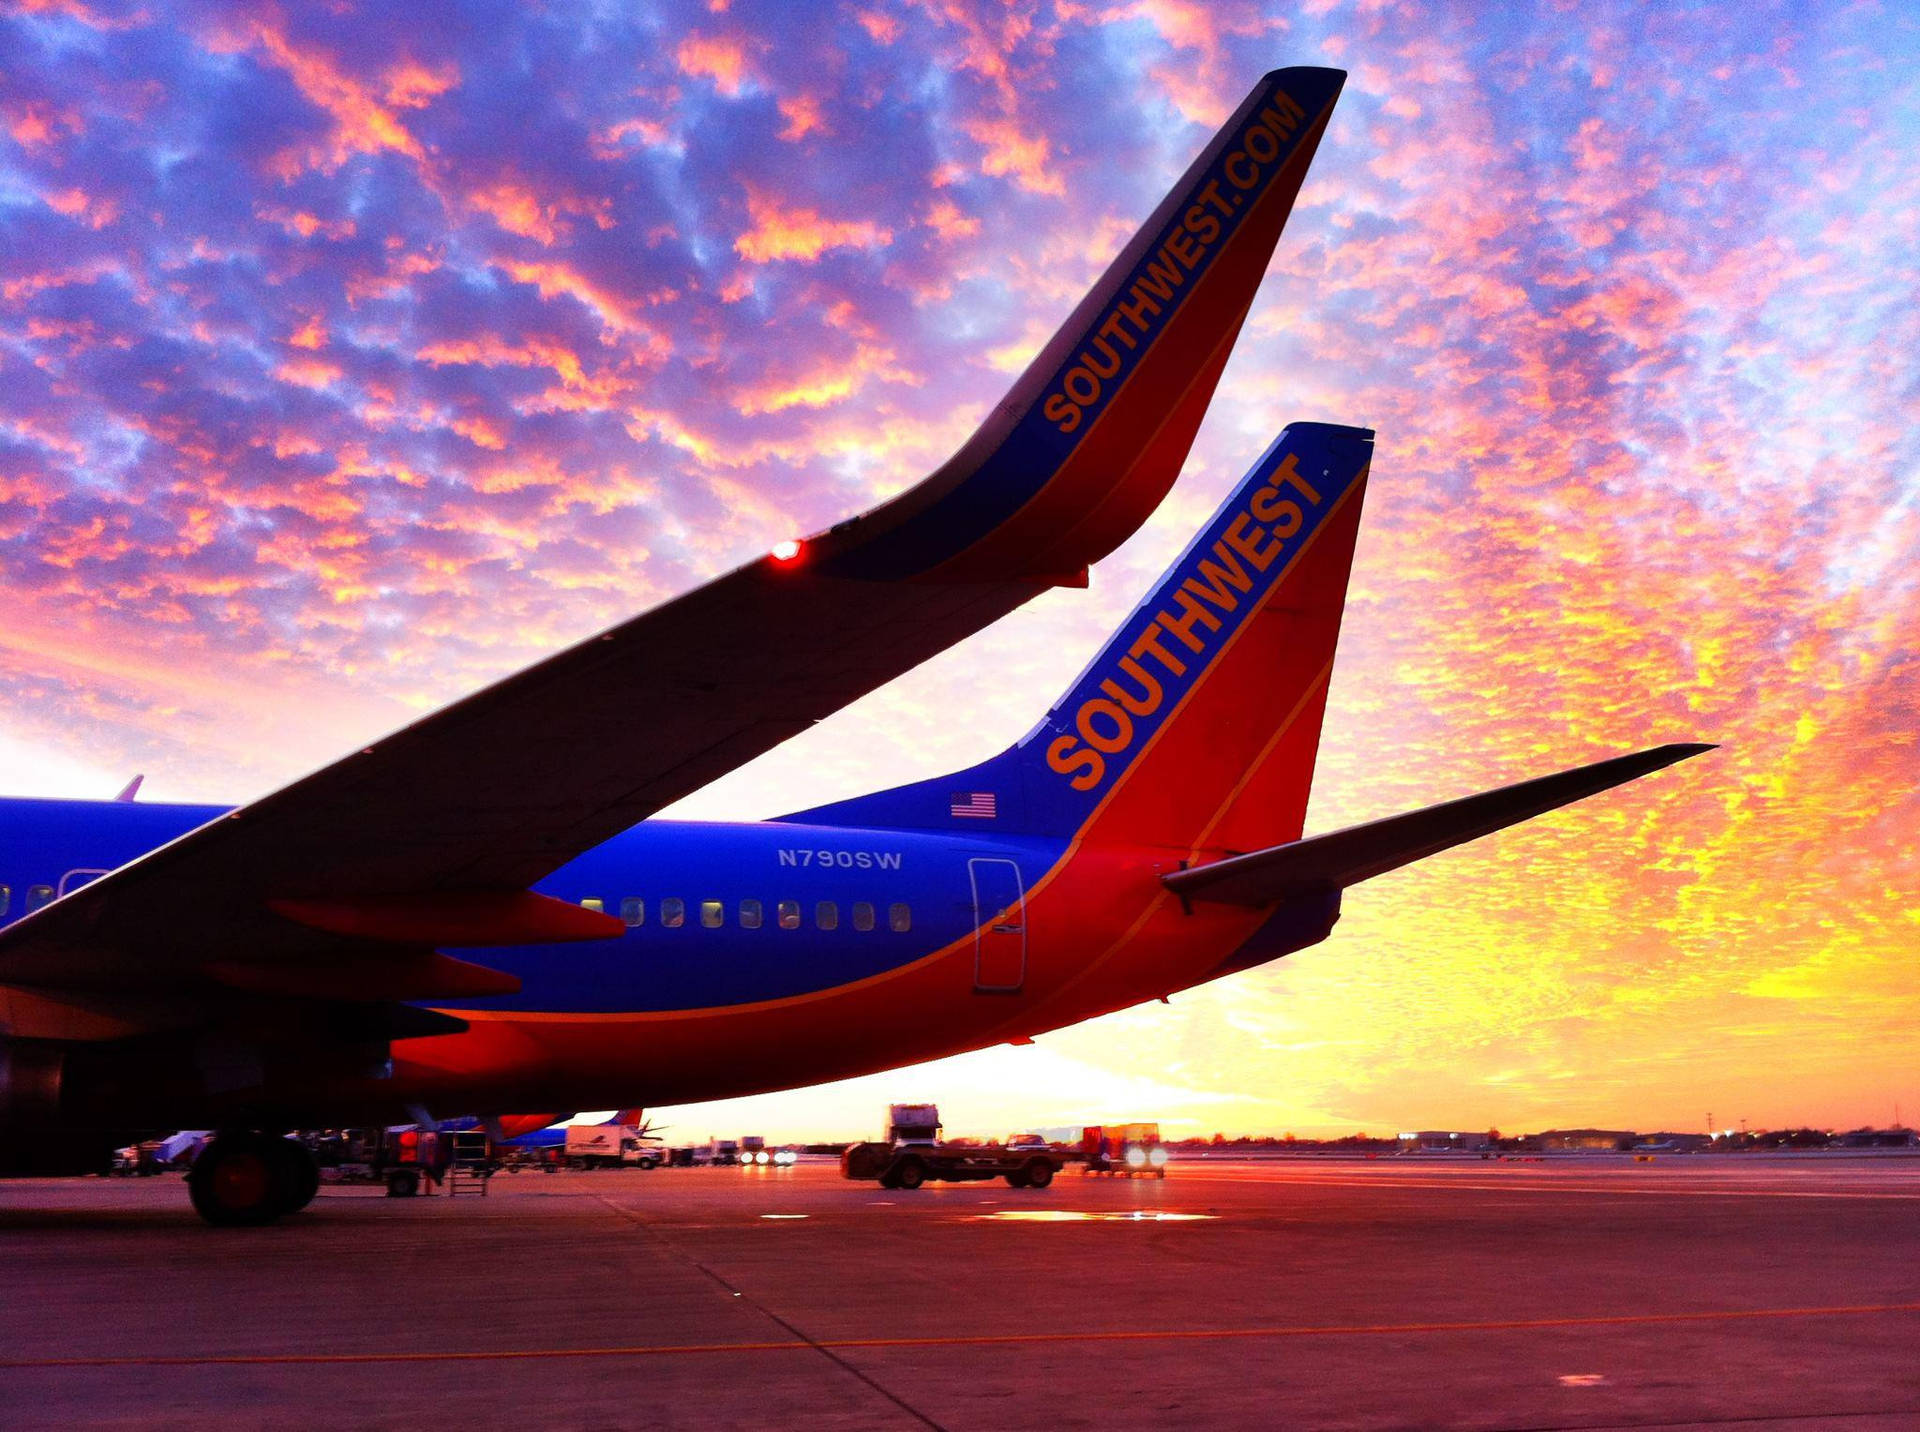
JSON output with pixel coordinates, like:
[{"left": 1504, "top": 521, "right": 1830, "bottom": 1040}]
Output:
[
  {"left": 0, "top": 1039, "right": 132, "bottom": 1175},
  {"left": 0, "top": 1038, "right": 65, "bottom": 1128}
]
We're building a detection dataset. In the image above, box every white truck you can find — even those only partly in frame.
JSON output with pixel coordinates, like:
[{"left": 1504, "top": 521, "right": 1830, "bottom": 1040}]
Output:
[{"left": 564, "top": 1123, "right": 661, "bottom": 1169}]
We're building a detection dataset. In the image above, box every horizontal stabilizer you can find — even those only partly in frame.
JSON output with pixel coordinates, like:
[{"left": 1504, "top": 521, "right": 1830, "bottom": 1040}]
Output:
[{"left": 1164, "top": 743, "right": 1714, "bottom": 907}]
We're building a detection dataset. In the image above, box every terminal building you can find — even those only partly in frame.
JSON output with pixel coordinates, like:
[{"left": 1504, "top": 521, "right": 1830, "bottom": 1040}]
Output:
[
  {"left": 1538, "top": 1129, "right": 1637, "bottom": 1152},
  {"left": 1833, "top": 1128, "right": 1920, "bottom": 1148}
]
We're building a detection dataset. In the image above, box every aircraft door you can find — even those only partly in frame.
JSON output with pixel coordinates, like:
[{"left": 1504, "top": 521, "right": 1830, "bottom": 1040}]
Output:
[
  {"left": 968, "top": 858, "right": 1026, "bottom": 994},
  {"left": 58, "top": 868, "right": 109, "bottom": 898}
]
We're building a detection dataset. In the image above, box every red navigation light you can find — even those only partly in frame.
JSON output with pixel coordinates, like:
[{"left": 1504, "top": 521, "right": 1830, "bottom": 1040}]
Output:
[{"left": 771, "top": 539, "right": 803, "bottom": 564}]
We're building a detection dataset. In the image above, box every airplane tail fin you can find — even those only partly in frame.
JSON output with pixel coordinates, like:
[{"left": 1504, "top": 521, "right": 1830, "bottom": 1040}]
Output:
[
  {"left": 821, "top": 67, "right": 1346, "bottom": 583},
  {"left": 787, "top": 422, "right": 1373, "bottom": 855}
]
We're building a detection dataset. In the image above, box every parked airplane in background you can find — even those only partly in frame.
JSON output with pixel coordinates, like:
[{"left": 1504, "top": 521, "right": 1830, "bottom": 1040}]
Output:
[{"left": 0, "top": 68, "right": 1707, "bottom": 1224}]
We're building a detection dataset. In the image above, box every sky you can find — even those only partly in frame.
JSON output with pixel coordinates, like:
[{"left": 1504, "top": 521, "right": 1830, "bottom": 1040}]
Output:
[{"left": 2, "top": 0, "right": 1916, "bottom": 1141}]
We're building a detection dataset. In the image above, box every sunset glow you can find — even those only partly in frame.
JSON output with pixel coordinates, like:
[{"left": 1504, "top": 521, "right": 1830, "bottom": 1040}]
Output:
[{"left": 2, "top": 2, "right": 1915, "bottom": 1139}]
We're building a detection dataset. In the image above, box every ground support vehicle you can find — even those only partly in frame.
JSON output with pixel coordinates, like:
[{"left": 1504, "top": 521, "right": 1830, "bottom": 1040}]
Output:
[
  {"left": 840, "top": 1103, "right": 1077, "bottom": 1189},
  {"left": 445, "top": 1129, "right": 494, "bottom": 1197},
  {"left": 564, "top": 1123, "right": 625, "bottom": 1168},
  {"left": 309, "top": 1127, "right": 442, "bottom": 1198},
  {"left": 111, "top": 1141, "right": 167, "bottom": 1176},
  {"left": 1080, "top": 1123, "right": 1169, "bottom": 1178},
  {"left": 841, "top": 1138, "right": 1075, "bottom": 1189},
  {"left": 563, "top": 1123, "right": 661, "bottom": 1169}
]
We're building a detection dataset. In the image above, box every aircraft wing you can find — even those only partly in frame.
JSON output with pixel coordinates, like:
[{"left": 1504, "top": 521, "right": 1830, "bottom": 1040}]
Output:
[
  {"left": 0, "top": 68, "right": 1346, "bottom": 1013},
  {"left": 1164, "top": 744, "right": 1713, "bottom": 907}
]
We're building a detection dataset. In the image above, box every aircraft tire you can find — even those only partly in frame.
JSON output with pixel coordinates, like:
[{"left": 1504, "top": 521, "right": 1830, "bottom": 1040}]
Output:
[
  {"left": 1023, "top": 1159, "right": 1054, "bottom": 1189},
  {"left": 894, "top": 1157, "right": 927, "bottom": 1191},
  {"left": 278, "top": 1139, "right": 320, "bottom": 1213},
  {"left": 187, "top": 1132, "right": 293, "bottom": 1227}
]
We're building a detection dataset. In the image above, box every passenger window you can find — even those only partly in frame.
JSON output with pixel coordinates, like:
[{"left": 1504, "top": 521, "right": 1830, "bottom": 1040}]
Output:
[
  {"left": 852, "top": 902, "right": 875, "bottom": 932},
  {"left": 580, "top": 897, "right": 604, "bottom": 914},
  {"left": 27, "top": 884, "right": 53, "bottom": 913},
  {"left": 620, "top": 897, "right": 644, "bottom": 927},
  {"left": 740, "top": 899, "right": 762, "bottom": 930},
  {"left": 889, "top": 902, "right": 911, "bottom": 933},
  {"left": 700, "top": 900, "right": 724, "bottom": 929},
  {"left": 0, "top": 885, "right": 9, "bottom": 918},
  {"left": 661, "top": 898, "right": 684, "bottom": 928},
  {"left": 815, "top": 901, "right": 838, "bottom": 931},
  {"left": 777, "top": 900, "right": 801, "bottom": 930}
]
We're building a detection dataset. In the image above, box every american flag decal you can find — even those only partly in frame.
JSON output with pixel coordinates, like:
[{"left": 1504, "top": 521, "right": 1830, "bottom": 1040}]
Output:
[{"left": 950, "top": 791, "right": 998, "bottom": 820}]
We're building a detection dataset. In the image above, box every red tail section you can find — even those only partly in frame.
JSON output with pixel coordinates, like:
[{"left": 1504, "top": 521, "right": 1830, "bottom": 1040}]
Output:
[{"left": 1053, "top": 423, "right": 1371, "bottom": 857}]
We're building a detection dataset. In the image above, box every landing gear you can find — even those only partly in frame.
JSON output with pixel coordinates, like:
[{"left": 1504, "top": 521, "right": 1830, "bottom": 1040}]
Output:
[
  {"left": 282, "top": 1140, "right": 320, "bottom": 1213},
  {"left": 186, "top": 1133, "right": 318, "bottom": 1226}
]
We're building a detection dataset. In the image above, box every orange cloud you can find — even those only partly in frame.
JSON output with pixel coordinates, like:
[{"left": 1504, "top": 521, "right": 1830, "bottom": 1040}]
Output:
[
  {"left": 344, "top": 250, "right": 439, "bottom": 303},
  {"left": 589, "top": 115, "right": 675, "bottom": 158},
  {"left": 287, "top": 315, "right": 328, "bottom": 350},
  {"left": 451, "top": 415, "right": 507, "bottom": 450},
  {"left": 209, "top": 17, "right": 428, "bottom": 175},
  {"left": 2, "top": 257, "right": 119, "bottom": 303},
  {"left": 255, "top": 205, "right": 356, "bottom": 240},
  {"left": 676, "top": 32, "right": 755, "bottom": 96},
  {"left": 6, "top": 100, "right": 83, "bottom": 148},
  {"left": 416, "top": 335, "right": 632, "bottom": 413},
  {"left": 44, "top": 187, "right": 119, "bottom": 228},
  {"left": 732, "top": 344, "right": 919, "bottom": 416},
  {"left": 924, "top": 197, "right": 980, "bottom": 242},
  {"left": 493, "top": 260, "right": 671, "bottom": 349},
  {"left": 271, "top": 356, "right": 344, "bottom": 389},
  {"left": 12, "top": 0, "right": 144, "bottom": 29},
  {"left": 962, "top": 116, "right": 1065, "bottom": 196},
  {"left": 734, "top": 190, "right": 892, "bottom": 264},
  {"left": 777, "top": 94, "right": 824, "bottom": 141},
  {"left": 467, "top": 182, "right": 614, "bottom": 246},
  {"left": 855, "top": 9, "right": 900, "bottom": 44},
  {"left": 383, "top": 59, "right": 458, "bottom": 109}
]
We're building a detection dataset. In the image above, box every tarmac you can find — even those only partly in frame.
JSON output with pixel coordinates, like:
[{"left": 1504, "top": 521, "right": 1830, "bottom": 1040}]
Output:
[{"left": 3, "top": 1155, "right": 1918, "bottom": 1430}]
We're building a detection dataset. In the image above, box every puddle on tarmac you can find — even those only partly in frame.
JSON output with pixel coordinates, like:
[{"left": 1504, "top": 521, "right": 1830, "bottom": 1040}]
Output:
[
  {"left": 758, "top": 1213, "right": 809, "bottom": 1220},
  {"left": 976, "top": 1210, "right": 1217, "bottom": 1222}
]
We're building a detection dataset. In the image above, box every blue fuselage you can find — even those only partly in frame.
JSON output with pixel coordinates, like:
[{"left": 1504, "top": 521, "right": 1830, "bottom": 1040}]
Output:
[{"left": 0, "top": 798, "right": 1067, "bottom": 1014}]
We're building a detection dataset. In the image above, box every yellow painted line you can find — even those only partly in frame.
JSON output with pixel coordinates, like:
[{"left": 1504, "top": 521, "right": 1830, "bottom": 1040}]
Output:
[{"left": 9, "top": 1302, "right": 1918, "bottom": 1370}]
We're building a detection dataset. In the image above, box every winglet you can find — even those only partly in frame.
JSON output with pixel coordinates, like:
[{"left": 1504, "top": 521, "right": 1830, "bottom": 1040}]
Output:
[
  {"left": 818, "top": 67, "right": 1347, "bottom": 583},
  {"left": 114, "top": 774, "right": 143, "bottom": 802}
]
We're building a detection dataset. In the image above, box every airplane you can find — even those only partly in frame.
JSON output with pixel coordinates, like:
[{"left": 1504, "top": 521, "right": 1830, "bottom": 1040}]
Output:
[{"left": 0, "top": 67, "right": 1709, "bottom": 1225}]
